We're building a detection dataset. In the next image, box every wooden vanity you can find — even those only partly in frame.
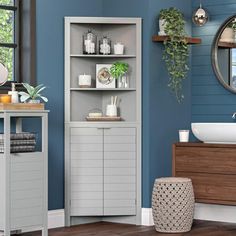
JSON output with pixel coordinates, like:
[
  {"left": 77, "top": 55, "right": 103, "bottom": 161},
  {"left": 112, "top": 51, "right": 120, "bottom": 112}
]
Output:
[{"left": 173, "top": 142, "right": 236, "bottom": 205}]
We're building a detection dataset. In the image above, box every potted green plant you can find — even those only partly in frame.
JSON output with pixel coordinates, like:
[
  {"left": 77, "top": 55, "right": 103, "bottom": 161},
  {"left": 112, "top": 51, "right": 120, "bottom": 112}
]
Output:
[
  {"left": 110, "top": 62, "right": 129, "bottom": 88},
  {"left": 159, "top": 7, "right": 189, "bottom": 103},
  {"left": 19, "top": 83, "right": 48, "bottom": 103}
]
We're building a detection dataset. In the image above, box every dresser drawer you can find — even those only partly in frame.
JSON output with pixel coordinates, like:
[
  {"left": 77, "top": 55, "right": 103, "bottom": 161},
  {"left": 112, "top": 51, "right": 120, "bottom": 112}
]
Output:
[
  {"left": 176, "top": 172, "right": 236, "bottom": 205},
  {"left": 175, "top": 146, "right": 236, "bottom": 174},
  {"left": 173, "top": 143, "right": 236, "bottom": 205}
]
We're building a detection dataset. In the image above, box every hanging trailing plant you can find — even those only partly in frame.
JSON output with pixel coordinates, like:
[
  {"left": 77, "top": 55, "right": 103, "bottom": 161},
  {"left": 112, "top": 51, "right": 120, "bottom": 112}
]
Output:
[{"left": 159, "top": 7, "right": 189, "bottom": 103}]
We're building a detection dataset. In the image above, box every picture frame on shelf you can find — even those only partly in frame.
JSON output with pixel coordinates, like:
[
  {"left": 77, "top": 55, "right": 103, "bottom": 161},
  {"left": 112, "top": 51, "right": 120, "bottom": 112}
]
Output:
[{"left": 96, "top": 64, "right": 115, "bottom": 88}]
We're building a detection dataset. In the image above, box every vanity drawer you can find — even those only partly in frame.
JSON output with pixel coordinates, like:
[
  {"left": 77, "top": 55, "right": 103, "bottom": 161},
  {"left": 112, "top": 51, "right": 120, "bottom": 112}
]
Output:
[
  {"left": 173, "top": 143, "right": 236, "bottom": 205},
  {"left": 174, "top": 146, "right": 236, "bottom": 174},
  {"left": 176, "top": 172, "right": 236, "bottom": 205}
]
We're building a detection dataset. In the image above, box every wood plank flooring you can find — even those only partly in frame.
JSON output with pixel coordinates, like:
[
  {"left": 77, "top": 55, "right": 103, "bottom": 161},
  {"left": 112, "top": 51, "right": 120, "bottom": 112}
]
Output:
[{"left": 21, "top": 220, "right": 236, "bottom": 236}]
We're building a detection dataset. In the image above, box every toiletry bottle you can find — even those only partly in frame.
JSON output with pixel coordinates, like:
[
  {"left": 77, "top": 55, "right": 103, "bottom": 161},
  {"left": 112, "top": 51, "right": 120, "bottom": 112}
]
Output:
[{"left": 8, "top": 83, "right": 19, "bottom": 103}]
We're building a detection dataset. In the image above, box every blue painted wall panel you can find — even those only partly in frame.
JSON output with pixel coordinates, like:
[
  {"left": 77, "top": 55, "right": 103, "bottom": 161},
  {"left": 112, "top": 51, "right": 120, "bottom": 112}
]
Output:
[
  {"left": 148, "top": 0, "right": 192, "bottom": 208},
  {"left": 191, "top": 0, "right": 236, "bottom": 123},
  {"left": 193, "top": 0, "right": 236, "bottom": 7}
]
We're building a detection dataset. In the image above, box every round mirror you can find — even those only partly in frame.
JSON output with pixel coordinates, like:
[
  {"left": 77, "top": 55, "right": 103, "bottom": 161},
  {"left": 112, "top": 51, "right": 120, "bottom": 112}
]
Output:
[
  {"left": 0, "top": 63, "right": 8, "bottom": 86},
  {"left": 212, "top": 15, "right": 236, "bottom": 93}
]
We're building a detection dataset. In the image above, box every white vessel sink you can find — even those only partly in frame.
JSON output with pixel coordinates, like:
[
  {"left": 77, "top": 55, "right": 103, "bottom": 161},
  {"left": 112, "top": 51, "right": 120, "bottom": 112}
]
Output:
[{"left": 191, "top": 123, "right": 236, "bottom": 144}]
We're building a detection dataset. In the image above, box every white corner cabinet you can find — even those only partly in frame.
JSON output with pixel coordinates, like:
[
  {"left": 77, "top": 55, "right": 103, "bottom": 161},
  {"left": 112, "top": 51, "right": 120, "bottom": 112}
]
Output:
[
  {"left": 64, "top": 17, "right": 142, "bottom": 226},
  {"left": 0, "top": 111, "right": 48, "bottom": 236}
]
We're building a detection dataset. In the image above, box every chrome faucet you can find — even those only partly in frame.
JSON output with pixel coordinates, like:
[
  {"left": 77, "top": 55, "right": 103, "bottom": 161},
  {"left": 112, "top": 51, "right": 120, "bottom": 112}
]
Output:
[{"left": 232, "top": 112, "right": 236, "bottom": 119}]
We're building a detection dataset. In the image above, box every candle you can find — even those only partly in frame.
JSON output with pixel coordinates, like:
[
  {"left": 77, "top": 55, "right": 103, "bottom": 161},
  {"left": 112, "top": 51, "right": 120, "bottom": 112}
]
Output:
[
  {"left": 78, "top": 74, "right": 92, "bottom": 88},
  {"left": 1, "top": 95, "right": 11, "bottom": 103},
  {"left": 114, "top": 43, "right": 124, "bottom": 55}
]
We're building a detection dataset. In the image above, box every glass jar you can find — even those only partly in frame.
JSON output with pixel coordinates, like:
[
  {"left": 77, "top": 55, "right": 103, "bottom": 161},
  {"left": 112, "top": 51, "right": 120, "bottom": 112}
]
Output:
[
  {"left": 83, "top": 30, "right": 97, "bottom": 54},
  {"left": 99, "top": 36, "right": 111, "bottom": 55},
  {"left": 117, "top": 74, "right": 129, "bottom": 88}
]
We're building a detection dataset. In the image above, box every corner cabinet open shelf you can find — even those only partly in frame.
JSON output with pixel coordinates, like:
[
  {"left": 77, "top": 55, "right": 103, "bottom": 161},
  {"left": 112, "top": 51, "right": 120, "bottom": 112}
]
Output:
[
  {"left": 152, "top": 35, "right": 202, "bottom": 44},
  {"left": 64, "top": 17, "right": 142, "bottom": 227}
]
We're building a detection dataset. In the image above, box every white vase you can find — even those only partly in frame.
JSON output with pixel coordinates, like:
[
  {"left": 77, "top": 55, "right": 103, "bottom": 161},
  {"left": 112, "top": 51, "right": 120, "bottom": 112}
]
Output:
[
  {"left": 220, "top": 27, "right": 235, "bottom": 43},
  {"left": 117, "top": 75, "right": 129, "bottom": 88},
  {"left": 158, "top": 19, "right": 167, "bottom": 36}
]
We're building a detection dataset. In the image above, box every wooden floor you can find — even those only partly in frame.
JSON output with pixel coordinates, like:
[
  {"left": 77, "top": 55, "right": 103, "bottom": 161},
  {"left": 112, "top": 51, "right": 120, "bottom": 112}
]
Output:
[{"left": 21, "top": 220, "right": 236, "bottom": 236}]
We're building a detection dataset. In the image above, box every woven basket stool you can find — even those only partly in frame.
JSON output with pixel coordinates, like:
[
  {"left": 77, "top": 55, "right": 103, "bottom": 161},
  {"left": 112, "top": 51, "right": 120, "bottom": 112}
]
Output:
[{"left": 152, "top": 177, "right": 195, "bottom": 233}]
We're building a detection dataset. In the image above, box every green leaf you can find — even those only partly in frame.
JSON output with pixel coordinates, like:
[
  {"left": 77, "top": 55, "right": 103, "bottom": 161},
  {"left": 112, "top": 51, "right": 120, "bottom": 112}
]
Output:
[
  {"left": 19, "top": 94, "right": 30, "bottom": 102},
  {"left": 110, "top": 62, "right": 129, "bottom": 78},
  {"left": 159, "top": 7, "right": 189, "bottom": 103}
]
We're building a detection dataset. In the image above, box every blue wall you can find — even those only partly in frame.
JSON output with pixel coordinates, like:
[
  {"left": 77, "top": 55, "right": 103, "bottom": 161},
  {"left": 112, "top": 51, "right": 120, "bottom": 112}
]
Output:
[
  {"left": 192, "top": 0, "right": 236, "bottom": 122},
  {"left": 36, "top": 0, "right": 103, "bottom": 210},
  {"left": 36, "top": 0, "right": 193, "bottom": 210},
  {"left": 148, "top": 0, "right": 192, "bottom": 208}
]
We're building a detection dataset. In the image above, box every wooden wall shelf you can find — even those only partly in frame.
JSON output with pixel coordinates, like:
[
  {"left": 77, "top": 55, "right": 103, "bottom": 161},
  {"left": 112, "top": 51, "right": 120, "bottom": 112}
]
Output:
[
  {"left": 152, "top": 35, "right": 202, "bottom": 44},
  {"left": 218, "top": 41, "right": 236, "bottom": 48}
]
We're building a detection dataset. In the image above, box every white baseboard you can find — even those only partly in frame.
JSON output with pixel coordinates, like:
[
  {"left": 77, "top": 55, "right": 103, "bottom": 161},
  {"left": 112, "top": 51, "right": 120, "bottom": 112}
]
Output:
[
  {"left": 141, "top": 208, "right": 153, "bottom": 226},
  {"left": 194, "top": 203, "right": 236, "bottom": 223},
  {"left": 3, "top": 204, "right": 235, "bottom": 231},
  {"left": 48, "top": 209, "right": 65, "bottom": 229},
  {"left": 141, "top": 204, "right": 236, "bottom": 226}
]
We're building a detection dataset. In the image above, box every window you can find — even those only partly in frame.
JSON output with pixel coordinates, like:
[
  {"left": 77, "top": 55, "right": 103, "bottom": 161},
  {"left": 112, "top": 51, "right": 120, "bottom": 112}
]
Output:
[
  {"left": 0, "top": 0, "right": 17, "bottom": 82},
  {"left": 0, "top": 0, "right": 36, "bottom": 89}
]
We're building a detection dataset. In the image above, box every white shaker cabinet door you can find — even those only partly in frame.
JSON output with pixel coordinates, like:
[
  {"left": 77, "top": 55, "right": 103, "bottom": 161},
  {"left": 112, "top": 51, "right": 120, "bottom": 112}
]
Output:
[
  {"left": 103, "top": 128, "right": 136, "bottom": 216},
  {"left": 70, "top": 128, "right": 103, "bottom": 216}
]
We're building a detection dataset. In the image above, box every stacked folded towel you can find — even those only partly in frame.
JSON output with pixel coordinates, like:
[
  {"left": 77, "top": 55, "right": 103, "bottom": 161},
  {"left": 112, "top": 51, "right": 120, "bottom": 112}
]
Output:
[{"left": 0, "top": 132, "right": 36, "bottom": 153}]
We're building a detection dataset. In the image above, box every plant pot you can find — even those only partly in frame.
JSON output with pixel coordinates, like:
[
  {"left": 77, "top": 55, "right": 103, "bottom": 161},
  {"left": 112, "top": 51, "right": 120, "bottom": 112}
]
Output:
[
  {"left": 117, "top": 75, "right": 129, "bottom": 88},
  {"left": 28, "top": 99, "right": 41, "bottom": 104},
  {"left": 158, "top": 19, "right": 167, "bottom": 36}
]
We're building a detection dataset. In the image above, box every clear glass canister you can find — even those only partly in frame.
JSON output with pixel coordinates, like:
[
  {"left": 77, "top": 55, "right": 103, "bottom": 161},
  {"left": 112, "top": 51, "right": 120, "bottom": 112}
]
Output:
[
  {"left": 83, "top": 30, "right": 97, "bottom": 54},
  {"left": 99, "top": 36, "right": 111, "bottom": 55}
]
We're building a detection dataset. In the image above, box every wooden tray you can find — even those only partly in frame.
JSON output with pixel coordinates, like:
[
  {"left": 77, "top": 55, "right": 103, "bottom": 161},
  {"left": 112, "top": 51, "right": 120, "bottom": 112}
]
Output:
[
  {"left": 0, "top": 103, "right": 45, "bottom": 110},
  {"left": 86, "top": 116, "right": 122, "bottom": 121}
]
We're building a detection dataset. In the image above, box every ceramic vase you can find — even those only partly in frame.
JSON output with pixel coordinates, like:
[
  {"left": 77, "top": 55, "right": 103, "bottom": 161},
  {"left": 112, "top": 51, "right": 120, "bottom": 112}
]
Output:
[{"left": 158, "top": 19, "right": 167, "bottom": 36}]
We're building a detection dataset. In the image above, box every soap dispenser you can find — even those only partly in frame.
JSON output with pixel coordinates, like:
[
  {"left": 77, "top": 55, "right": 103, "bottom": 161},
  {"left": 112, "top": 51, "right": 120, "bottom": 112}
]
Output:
[{"left": 8, "top": 83, "right": 19, "bottom": 103}]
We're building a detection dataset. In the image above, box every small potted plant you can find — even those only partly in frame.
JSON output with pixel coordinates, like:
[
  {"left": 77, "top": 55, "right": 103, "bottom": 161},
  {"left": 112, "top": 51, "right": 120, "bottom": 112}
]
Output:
[
  {"left": 110, "top": 62, "right": 129, "bottom": 88},
  {"left": 158, "top": 7, "right": 189, "bottom": 103},
  {"left": 19, "top": 83, "right": 48, "bottom": 103}
]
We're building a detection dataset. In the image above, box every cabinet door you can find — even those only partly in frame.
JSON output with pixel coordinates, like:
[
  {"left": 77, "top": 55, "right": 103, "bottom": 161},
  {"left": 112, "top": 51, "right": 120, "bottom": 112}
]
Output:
[
  {"left": 104, "top": 128, "right": 136, "bottom": 216},
  {"left": 70, "top": 128, "right": 103, "bottom": 216}
]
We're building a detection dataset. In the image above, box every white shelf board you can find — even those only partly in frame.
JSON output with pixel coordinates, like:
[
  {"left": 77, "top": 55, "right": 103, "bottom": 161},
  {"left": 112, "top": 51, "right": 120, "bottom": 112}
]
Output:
[
  {"left": 70, "top": 54, "right": 136, "bottom": 58},
  {"left": 70, "top": 88, "right": 136, "bottom": 91},
  {"left": 67, "top": 121, "right": 138, "bottom": 126}
]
